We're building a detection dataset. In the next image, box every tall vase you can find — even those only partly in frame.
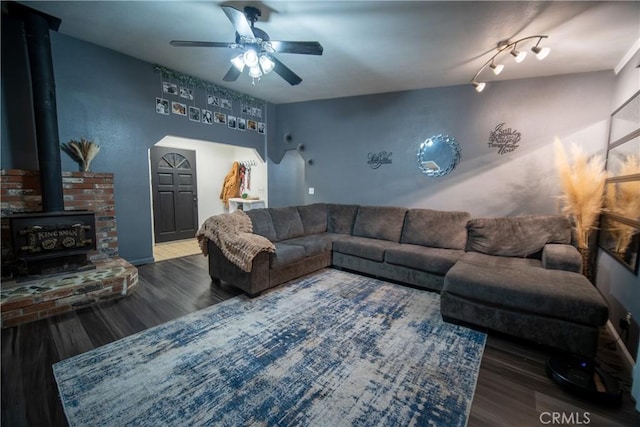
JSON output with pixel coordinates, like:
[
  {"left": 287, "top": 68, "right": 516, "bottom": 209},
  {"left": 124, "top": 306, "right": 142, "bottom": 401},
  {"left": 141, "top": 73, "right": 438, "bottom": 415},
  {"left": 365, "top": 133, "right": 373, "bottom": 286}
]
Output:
[{"left": 578, "top": 247, "right": 592, "bottom": 282}]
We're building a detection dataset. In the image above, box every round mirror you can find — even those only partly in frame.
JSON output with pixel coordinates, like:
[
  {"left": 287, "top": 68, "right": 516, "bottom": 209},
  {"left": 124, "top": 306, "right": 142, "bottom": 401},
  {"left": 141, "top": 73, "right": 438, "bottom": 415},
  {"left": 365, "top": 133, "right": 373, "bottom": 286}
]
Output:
[{"left": 417, "top": 134, "right": 461, "bottom": 177}]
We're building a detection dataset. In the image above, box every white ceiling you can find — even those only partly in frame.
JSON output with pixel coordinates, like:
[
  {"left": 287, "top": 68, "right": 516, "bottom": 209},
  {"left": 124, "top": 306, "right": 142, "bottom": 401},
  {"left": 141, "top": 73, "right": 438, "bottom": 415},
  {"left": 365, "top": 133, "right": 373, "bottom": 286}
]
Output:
[{"left": 22, "top": 1, "right": 640, "bottom": 104}]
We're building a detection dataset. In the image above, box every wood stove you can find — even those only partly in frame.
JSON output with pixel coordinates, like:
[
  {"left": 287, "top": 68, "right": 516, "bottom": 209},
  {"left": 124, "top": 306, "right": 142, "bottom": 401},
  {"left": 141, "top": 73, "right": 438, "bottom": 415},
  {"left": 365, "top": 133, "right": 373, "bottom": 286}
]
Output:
[
  {"left": 7, "top": 211, "right": 96, "bottom": 275},
  {"left": 3, "top": 4, "right": 97, "bottom": 278}
]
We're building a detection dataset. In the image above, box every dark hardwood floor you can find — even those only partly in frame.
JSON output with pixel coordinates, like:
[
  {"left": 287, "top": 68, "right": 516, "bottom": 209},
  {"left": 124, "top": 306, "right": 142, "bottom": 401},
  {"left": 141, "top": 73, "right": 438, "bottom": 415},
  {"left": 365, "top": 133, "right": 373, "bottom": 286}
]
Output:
[{"left": 2, "top": 255, "right": 638, "bottom": 426}]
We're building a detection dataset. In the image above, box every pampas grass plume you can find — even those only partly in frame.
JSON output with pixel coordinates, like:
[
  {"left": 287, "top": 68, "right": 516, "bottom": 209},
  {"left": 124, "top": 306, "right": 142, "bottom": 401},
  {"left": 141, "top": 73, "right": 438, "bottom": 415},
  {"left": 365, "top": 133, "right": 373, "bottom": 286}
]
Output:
[
  {"left": 62, "top": 138, "right": 101, "bottom": 172},
  {"left": 553, "top": 138, "right": 607, "bottom": 249}
]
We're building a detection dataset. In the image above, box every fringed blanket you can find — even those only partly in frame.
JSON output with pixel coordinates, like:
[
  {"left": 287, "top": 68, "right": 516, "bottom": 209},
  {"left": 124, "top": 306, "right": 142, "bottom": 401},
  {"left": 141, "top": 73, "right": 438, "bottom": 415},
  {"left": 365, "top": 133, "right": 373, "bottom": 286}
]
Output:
[{"left": 196, "top": 210, "right": 275, "bottom": 272}]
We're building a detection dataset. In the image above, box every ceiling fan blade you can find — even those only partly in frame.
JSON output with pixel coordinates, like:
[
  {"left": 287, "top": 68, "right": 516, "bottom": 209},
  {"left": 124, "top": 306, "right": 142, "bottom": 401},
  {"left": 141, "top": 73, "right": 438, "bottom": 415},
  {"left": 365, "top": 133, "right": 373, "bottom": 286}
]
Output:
[
  {"left": 270, "top": 56, "right": 302, "bottom": 86},
  {"left": 221, "top": 6, "right": 255, "bottom": 39},
  {"left": 268, "top": 41, "right": 323, "bottom": 55},
  {"left": 223, "top": 66, "right": 242, "bottom": 82},
  {"left": 170, "top": 40, "right": 233, "bottom": 48}
]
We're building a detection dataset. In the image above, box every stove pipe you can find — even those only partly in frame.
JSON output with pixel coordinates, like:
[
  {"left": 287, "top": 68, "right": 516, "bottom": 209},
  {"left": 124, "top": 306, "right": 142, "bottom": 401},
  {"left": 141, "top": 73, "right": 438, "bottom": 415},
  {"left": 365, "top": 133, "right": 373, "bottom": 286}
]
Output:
[{"left": 21, "top": 6, "right": 64, "bottom": 212}]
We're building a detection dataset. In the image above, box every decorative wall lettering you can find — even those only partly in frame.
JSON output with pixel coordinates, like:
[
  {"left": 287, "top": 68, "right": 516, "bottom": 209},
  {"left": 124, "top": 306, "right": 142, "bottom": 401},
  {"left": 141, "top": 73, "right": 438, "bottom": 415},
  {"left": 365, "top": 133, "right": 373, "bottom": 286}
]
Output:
[
  {"left": 368, "top": 151, "right": 392, "bottom": 169},
  {"left": 488, "top": 123, "right": 521, "bottom": 155}
]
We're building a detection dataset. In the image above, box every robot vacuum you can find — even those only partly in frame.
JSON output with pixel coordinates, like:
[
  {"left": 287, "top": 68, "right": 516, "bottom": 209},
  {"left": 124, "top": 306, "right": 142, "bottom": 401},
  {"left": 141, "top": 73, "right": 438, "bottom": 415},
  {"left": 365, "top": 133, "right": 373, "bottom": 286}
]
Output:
[{"left": 546, "top": 354, "right": 623, "bottom": 406}]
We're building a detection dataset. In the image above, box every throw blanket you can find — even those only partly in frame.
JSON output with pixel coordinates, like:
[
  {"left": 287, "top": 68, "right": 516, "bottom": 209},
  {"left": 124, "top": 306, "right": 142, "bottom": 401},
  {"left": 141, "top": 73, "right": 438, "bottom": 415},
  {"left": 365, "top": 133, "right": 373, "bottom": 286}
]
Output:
[{"left": 196, "top": 210, "right": 275, "bottom": 272}]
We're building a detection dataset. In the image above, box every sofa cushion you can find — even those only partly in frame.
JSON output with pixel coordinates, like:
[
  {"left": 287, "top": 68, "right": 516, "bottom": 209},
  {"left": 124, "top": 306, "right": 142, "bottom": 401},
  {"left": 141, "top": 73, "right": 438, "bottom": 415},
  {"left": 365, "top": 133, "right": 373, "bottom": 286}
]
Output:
[
  {"left": 269, "top": 207, "right": 305, "bottom": 242},
  {"left": 327, "top": 204, "right": 359, "bottom": 234},
  {"left": 401, "top": 209, "right": 471, "bottom": 250},
  {"left": 269, "top": 243, "right": 306, "bottom": 269},
  {"left": 385, "top": 244, "right": 464, "bottom": 275},
  {"left": 283, "top": 233, "right": 346, "bottom": 257},
  {"left": 244, "top": 209, "right": 277, "bottom": 242},
  {"left": 466, "top": 215, "right": 572, "bottom": 257},
  {"left": 297, "top": 203, "right": 328, "bottom": 235},
  {"left": 352, "top": 206, "right": 408, "bottom": 242},
  {"left": 542, "top": 244, "right": 582, "bottom": 273},
  {"left": 443, "top": 252, "right": 608, "bottom": 326},
  {"left": 333, "top": 236, "right": 403, "bottom": 262}
]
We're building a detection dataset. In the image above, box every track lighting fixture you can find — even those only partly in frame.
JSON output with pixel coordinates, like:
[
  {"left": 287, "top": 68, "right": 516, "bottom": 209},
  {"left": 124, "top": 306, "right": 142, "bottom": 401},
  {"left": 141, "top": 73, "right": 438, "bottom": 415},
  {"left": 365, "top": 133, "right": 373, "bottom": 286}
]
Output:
[{"left": 470, "top": 35, "right": 550, "bottom": 93}]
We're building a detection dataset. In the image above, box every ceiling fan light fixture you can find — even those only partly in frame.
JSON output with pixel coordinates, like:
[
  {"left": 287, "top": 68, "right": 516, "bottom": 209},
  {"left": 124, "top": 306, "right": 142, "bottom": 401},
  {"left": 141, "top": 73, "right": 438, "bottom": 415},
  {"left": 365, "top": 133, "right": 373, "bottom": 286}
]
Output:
[
  {"left": 248, "top": 66, "right": 263, "bottom": 78},
  {"left": 531, "top": 45, "right": 550, "bottom": 60},
  {"left": 511, "top": 48, "right": 527, "bottom": 63},
  {"left": 230, "top": 54, "right": 245, "bottom": 71},
  {"left": 243, "top": 49, "right": 259, "bottom": 68},
  {"left": 490, "top": 61, "right": 504, "bottom": 75},
  {"left": 259, "top": 54, "right": 275, "bottom": 74}
]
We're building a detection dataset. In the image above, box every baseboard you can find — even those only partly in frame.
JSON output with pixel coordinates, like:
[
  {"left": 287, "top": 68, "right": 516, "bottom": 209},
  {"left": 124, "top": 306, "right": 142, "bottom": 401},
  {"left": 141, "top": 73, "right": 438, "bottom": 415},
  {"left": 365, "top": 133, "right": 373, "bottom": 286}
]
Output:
[{"left": 605, "top": 320, "right": 635, "bottom": 371}]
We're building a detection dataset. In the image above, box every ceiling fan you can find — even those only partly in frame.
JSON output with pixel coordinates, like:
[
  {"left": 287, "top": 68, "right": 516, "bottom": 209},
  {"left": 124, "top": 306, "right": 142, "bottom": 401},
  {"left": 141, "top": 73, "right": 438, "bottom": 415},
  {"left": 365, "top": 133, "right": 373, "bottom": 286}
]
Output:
[{"left": 170, "top": 5, "right": 323, "bottom": 86}]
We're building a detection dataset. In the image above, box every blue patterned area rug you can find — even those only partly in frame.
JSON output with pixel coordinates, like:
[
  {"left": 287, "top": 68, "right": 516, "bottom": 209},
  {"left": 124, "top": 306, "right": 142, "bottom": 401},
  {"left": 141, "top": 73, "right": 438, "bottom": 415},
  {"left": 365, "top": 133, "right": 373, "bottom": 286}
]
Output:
[{"left": 53, "top": 269, "right": 486, "bottom": 426}]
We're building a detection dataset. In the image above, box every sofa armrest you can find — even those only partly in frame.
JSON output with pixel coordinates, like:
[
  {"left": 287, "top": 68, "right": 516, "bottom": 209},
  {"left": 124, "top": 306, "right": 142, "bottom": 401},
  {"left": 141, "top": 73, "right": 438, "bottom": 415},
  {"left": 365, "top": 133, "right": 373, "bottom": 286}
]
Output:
[
  {"left": 207, "top": 240, "right": 270, "bottom": 296},
  {"left": 542, "top": 244, "right": 582, "bottom": 273}
]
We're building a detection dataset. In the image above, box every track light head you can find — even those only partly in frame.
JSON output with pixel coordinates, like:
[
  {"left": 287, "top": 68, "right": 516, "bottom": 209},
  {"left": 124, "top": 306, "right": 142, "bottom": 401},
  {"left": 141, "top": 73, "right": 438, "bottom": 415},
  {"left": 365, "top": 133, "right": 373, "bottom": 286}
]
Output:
[
  {"left": 471, "top": 80, "right": 486, "bottom": 93},
  {"left": 531, "top": 45, "right": 550, "bottom": 60},
  {"left": 511, "top": 48, "right": 527, "bottom": 63},
  {"left": 490, "top": 61, "right": 504, "bottom": 75}
]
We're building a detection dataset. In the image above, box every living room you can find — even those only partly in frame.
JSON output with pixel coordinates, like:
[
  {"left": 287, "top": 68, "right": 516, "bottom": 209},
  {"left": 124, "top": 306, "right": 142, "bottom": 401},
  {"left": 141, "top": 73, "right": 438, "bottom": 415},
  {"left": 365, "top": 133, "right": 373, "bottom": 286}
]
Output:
[{"left": 1, "top": 1, "right": 639, "bottom": 425}]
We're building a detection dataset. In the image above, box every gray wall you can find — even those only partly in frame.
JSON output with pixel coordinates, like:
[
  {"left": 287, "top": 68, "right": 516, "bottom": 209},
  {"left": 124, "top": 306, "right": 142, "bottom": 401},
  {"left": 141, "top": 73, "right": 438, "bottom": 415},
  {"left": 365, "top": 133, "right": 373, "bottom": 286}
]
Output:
[
  {"left": 1, "top": 14, "right": 270, "bottom": 264},
  {"left": 272, "top": 71, "right": 614, "bottom": 218}
]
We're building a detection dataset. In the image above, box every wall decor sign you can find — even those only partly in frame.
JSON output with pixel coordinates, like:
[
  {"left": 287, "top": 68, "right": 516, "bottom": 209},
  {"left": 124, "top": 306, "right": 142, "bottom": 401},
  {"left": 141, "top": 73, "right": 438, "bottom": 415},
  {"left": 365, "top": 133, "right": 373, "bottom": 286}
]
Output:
[
  {"left": 367, "top": 151, "right": 392, "bottom": 169},
  {"left": 488, "top": 123, "right": 521, "bottom": 155}
]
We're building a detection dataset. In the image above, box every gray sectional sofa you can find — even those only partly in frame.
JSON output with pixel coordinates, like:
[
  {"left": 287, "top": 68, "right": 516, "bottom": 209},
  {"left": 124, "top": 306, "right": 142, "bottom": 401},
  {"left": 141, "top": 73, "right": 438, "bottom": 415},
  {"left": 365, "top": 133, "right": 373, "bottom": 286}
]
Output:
[{"left": 205, "top": 203, "right": 608, "bottom": 357}]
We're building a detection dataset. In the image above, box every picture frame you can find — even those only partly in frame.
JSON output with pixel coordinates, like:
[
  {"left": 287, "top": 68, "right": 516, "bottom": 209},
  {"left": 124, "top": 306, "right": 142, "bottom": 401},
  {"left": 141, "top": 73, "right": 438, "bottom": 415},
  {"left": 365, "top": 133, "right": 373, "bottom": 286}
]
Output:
[
  {"left": 214, "top": 112, "right": 227, "bottom": 124},
  {"left": 221, "top": 98, "right": 232, "bottom": 110},
  {"left": 202, "top": 109, "right": 213, "bottom": 125},
  {"left": 237, "top": 118, "right": 246, "bottom": 131},
  {"left": 258, "top": 122, "right": 266, "bottom": 134},
  {"left": 180, "top": 86, "right": 194, "bottom": 100},
  {"left": 241, "top": 104, "right": 251, "bottom": 115},
  {"left": 227, "top": 115, "right": 237, "bottom": 129},
  {"left": 162, "top": 82, "right": 177, "bottom": 95},
  {"left": 252, "top": 107, "right": 262, "bottom": 118},
  {"left": 247, "top": 119, "right": 257, "bottom": 131},
  {"left": 189, "top": 106, "right": 201, "bottom": 122},
  {"left": 155, "top": 97, "right": 169, "bottom": 115},
  {"left": 171, "top": 101, "right": 187, "bottom": 116},
  {"left": 207, "top": 95, "right": 220, "bottom": 107}
]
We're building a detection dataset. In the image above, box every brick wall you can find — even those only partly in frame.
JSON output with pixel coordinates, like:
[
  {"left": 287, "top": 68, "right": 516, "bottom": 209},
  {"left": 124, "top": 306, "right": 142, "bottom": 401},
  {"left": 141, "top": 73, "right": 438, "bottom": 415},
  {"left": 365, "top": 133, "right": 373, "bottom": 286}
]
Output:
[{"left": 0, "top": 169, "right": 118, "bottom": 259}]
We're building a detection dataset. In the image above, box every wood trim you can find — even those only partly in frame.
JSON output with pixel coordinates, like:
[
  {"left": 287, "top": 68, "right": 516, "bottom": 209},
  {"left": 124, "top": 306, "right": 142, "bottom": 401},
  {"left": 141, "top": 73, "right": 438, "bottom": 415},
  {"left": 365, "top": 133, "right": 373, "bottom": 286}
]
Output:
[{"left": 601, "top": 212, "right": 640, "bottom": 229}]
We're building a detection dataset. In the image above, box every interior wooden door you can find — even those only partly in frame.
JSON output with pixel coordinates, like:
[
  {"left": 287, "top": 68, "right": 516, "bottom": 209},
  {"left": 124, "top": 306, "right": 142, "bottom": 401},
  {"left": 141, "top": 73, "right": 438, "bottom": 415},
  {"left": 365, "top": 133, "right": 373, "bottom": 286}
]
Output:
[{"left": 150, "top": 146, "right": 198, "bottom": 243}]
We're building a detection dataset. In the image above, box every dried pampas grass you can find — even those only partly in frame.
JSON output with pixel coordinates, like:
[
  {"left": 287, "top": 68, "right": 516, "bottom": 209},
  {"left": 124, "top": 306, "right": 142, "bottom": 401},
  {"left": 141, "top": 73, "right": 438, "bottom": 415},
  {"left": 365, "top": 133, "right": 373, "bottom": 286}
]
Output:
[
  {"left": 62, "top": 138, "right": 101, "bottom": 172},
  {"left": 553, "top": 138, "right": 607, "bottom": 250},
  {"left": 605, "top": 154, "right": 640, "bottom": 253}
]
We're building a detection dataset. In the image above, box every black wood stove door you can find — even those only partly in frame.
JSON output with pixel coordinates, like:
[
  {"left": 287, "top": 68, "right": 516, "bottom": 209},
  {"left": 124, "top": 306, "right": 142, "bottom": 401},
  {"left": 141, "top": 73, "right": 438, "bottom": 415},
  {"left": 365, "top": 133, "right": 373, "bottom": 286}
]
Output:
[{"left": 150, "top": 147, "right": 198, "bottom": 243}]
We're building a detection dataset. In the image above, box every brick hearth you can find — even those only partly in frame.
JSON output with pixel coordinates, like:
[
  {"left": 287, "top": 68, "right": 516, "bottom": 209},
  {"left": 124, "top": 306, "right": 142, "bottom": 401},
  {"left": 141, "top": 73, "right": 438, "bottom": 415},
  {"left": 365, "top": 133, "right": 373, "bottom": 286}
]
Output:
[
  {"left": 0, "top": 257, "right": 138, "bottom": 328},
  {"left": 0, "top": 169, "right": 138, "bottom": 327}
]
